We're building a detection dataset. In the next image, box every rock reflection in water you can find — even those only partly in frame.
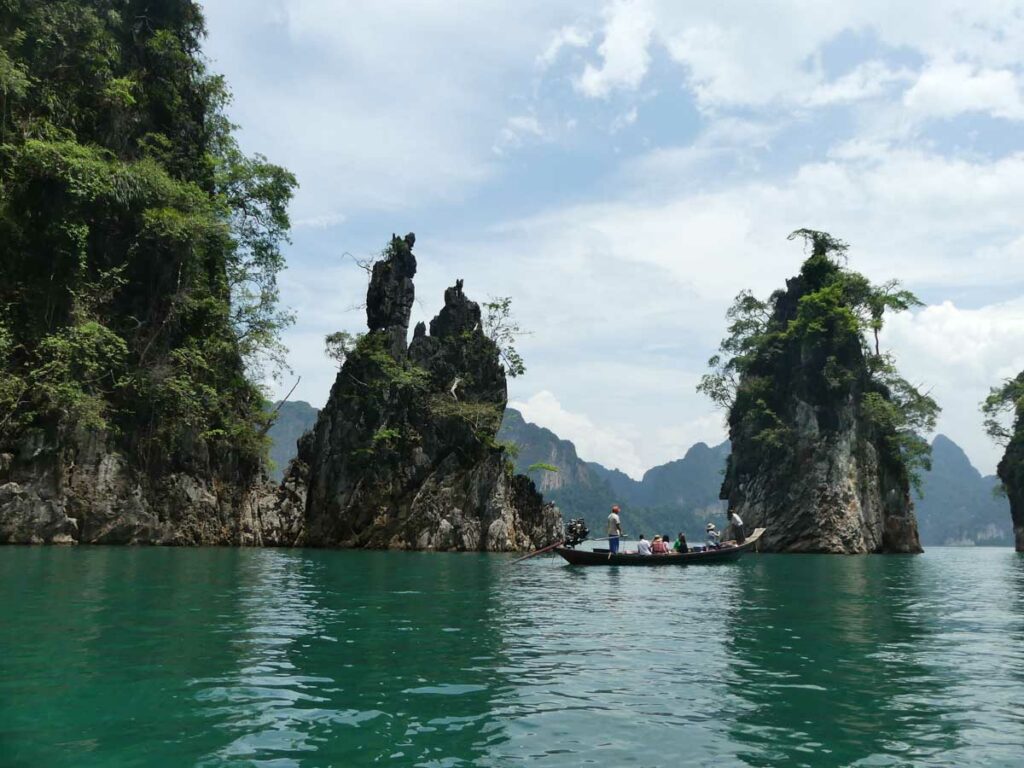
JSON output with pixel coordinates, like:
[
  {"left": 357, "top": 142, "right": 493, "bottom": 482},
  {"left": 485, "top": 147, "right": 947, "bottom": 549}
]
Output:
[{"left": 724, "top": 554, "right": 964, "bottom": 765}]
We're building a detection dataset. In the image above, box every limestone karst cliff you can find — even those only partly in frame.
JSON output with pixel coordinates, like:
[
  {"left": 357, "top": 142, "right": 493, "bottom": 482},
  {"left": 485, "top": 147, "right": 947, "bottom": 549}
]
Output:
[
  {"left": 999, "top": 435, "right": 1024, "bottom": 552},
  {"left": 705, "top": 231, "right": 937, "bottom": 553},
  {"left": 0, "top": 2, "right": 299, "bottom": 545},
  {"left": 299, "top": 234, "right": 562, "bottom": 551},
  {"left": 987, "top": 371, "right": 1024, "bottom": 551}
]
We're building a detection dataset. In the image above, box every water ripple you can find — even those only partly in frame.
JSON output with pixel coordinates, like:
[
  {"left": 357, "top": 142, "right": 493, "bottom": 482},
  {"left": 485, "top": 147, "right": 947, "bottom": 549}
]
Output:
[{"left": 2, "top": 547, "right": 1024, "bottom": 766}]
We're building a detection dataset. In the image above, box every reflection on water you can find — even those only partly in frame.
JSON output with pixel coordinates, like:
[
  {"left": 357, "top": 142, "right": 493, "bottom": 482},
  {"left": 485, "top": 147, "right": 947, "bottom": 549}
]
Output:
[
  {"left": 2, "top": 548, "right": 1024, "bottom": 766},
  {"left": 724, "top": 555, "right": 961, "bottom": 766}
]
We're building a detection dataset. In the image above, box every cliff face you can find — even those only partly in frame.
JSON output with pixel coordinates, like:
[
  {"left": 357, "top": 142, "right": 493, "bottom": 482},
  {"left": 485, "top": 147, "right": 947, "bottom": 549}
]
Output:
[
  {"left": 997, "top": 422, "right": 1024, "bottom": 551},
  {"left": 723, "top": 408, "right": 920, "bottom": 553},
  {"left": 0, "top": 429, "right": 302, "bottom": 546},
  {"left": 301, "top": 235, "right": 561, "bottom": 551},
  {"left": 0, "top": 3, "right": 299, "bottom": 546},
  {"left": 717, "top": 239, "right": 925, "bottom": 554}
]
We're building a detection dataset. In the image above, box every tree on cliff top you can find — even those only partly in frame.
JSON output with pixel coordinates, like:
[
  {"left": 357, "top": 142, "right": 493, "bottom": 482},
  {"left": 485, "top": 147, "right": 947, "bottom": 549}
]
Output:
[
  {"left": 0, "top": 1, "right": 295, "bottom": 472},
  {"left": 982, "top": 374, "right": 1024, "bottom": 447},
  {"left": 982, "top": 373, "right": 1024, "bottom": 510},
  {"left": 698, "top": 230, "right": 939, "bottom": 491}
]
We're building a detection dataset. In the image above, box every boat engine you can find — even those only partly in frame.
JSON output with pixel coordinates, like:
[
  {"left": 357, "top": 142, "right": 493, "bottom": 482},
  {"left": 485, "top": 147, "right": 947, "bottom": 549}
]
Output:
[{"left": 563, "top": 518, "right": 589, "bottom": 548}]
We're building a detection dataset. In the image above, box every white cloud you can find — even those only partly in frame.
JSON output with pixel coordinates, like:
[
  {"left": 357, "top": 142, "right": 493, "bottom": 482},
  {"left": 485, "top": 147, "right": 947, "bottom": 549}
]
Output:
[
  {"left": 568, "top": 0, "right": 1024, "bottom": 117},
  {"left": 609, "top": 106, "right": 638, "bottom": 133},
  {"left": 538, "top": 25, "right": 592, "bottom": 69},
  {"left": 493, "top": 114, "right": 548, "bottom": 154},
  {"left": 293, "top": 212, "right": 347, "bottom": 230},
  {"left": 201, "top": 0, "right": 581, "bottom": 218},
  {"left": 576, "top": 0, "right": 655, "bottom": 98},
  {"left": 474, "top": 145, "right": 1024, "bottom": 474},
  {"left": 886, "top": 300, "right": 1024, "bottom": 473},
  {"left": 903, "top": 61, "right": 1024, "bottom": 121},
  {"left": 510, "top": 390, "right": 647, "bottom": 478},
  {"left": 806, "top": 61, "right": 911, "bottom": 106},
  {"left": 214, "top": 0, "right": 1024, "bottom": 480}
]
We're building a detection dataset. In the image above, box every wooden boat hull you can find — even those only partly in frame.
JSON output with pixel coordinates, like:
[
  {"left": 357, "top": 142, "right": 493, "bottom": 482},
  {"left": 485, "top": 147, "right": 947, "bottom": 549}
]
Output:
[{"left": 555, "top": 528, "right": 765, "bottom": 566}]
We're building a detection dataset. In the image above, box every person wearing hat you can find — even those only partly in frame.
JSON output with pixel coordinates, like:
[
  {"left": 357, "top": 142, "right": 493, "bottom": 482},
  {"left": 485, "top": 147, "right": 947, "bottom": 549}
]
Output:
[
  {"left": 607, "top": 505, "right": 623, "bottom": 554},
  {"left": 706, "top": 522, "right": 721, "bottom": 549}
]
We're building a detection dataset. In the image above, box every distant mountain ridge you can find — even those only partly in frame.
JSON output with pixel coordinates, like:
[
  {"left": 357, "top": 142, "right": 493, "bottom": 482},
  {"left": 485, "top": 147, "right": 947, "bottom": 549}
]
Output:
[
  {"left": 913, "top": 435, "right": 1012, "bottom": 546},
  {"left": 498, "top": 409, "right": 728, "bottom": 541},
  {"left": 267, "top": 403, "right": 1014, "bottom": 546}
]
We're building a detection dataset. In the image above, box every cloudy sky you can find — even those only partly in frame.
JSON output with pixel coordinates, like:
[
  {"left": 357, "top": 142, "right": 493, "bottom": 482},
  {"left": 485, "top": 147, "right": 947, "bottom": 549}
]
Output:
[{"left": 202, "top": 0, "right": 1024, "bottom": 479}]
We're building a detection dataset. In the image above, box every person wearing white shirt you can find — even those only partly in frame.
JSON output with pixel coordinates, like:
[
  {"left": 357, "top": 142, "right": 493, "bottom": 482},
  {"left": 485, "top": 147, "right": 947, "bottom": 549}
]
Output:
[
  {"left": 706, "top": 523, "right": 721, "bottom": 549},
  {"left": 636, "top": 534, "right": 652, "bottom": 555},
  {"left": 730, "top": 511, "right": 746, "bottom": 543}
]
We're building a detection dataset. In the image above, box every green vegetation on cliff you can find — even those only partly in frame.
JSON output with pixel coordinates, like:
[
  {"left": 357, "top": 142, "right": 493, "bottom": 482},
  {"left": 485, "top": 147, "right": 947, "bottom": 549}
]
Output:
[
  {"left": 699, "top": 230, "right": 939, "bottom": 494},
  {"left": 0, "top": 1, "right": 295, "bottom": 473},
  {"left": 982, "top": 372, "right": 1024, "bottom": 549}
]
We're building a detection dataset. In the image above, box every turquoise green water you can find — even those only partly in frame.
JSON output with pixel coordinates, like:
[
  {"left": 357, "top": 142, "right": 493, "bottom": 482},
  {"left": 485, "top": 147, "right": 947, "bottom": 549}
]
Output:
[{"left": 2, "top": 547, "right": 1023, "bottom": 767}]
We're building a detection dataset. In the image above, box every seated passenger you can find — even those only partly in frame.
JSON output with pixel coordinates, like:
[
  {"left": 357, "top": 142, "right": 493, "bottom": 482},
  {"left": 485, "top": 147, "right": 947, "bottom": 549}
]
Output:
[
  {"left": 636, "top": 534, "right": 652, "bottom": 555},
  {"left": 673, "top": 532, "right": 688, "bottom": 554},
  {"left": 651, "top": 535, "right": 670, "bottom": 554},
  {"left": 706, "top": 523, "right": 721, "bottom": 549}
]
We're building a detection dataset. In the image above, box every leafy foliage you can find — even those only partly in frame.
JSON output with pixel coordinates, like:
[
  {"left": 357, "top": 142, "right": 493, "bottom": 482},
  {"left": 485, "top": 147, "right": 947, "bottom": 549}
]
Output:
[
  {"left": 324, "top": 330, "right": 363, "bottom": 369},
  {"left": 482, "top": 297, "right": 527, "bottom": 378},
  {"left": 982, "top": 373, "right": 1024, "bottom": 446},
  {"left": 526, "top": 462, "right": 559, "bottom": 474},
  {"left": 699, "top": 230, "right": 938, "bottom": 488},
  {"left": 0, "top": 1, "right": 295, "bottom": 473},
  {"left": 429, "top": 396, "right": 503, "bottom": 445}
]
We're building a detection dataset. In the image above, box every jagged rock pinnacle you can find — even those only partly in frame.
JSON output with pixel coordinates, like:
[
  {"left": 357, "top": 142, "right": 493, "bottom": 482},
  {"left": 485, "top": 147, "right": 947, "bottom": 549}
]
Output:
[{"left": 366, "top": 233, "right": 417, "bottom": 354}]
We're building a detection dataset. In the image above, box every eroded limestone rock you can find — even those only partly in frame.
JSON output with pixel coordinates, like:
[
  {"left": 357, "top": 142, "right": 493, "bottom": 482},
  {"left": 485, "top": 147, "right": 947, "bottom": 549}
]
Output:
[{"left": 301, "top": 235, "right": 561, "bottom": 551}]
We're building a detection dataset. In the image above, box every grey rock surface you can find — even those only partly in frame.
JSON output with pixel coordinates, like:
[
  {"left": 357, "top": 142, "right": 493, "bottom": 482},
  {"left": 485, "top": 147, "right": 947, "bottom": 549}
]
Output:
[
  {"left": 0, "top": 429, "right": 303, "bottom": 546},
  {"left": 723, "top": 401, "right": 919, "bottom": 553},
  {"left": 301, "top": 235, "right": 561, "bottom": 551}
]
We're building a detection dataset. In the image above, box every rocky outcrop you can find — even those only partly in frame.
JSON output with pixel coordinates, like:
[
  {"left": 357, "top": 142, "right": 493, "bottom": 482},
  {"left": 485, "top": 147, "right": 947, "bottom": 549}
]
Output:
[
  {"left": 0, "top": 428, "right": 302, "bottom": 546},
  {"left": 719, "top": 240, "right": 923, "bottom": 554},
  {"left": 723, "top": 415, "right": 919, "bottom": 553},
  {"left": 366, "top": 232, "right": 417, "bottom": 355},
  {"left": 301, "top": 234, "right": 562, "bottom": 551},
  {"left": 997, "top": 421, "right": 1024, "bottom": 551}
]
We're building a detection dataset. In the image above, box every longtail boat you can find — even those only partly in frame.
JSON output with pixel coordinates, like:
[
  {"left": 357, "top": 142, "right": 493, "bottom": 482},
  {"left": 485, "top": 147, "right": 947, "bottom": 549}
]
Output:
[{"left": 554, "top": 527, "right": 766, "bottom": 566}]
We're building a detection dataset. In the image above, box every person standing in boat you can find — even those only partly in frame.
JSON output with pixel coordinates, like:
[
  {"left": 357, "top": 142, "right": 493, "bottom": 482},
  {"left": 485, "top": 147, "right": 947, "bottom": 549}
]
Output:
[
  {"left": 607, "top": 505, "right": 623, "bottom": 554},
  {"left": 730, "top": 511, "right": 746, "bottom": 544}
]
